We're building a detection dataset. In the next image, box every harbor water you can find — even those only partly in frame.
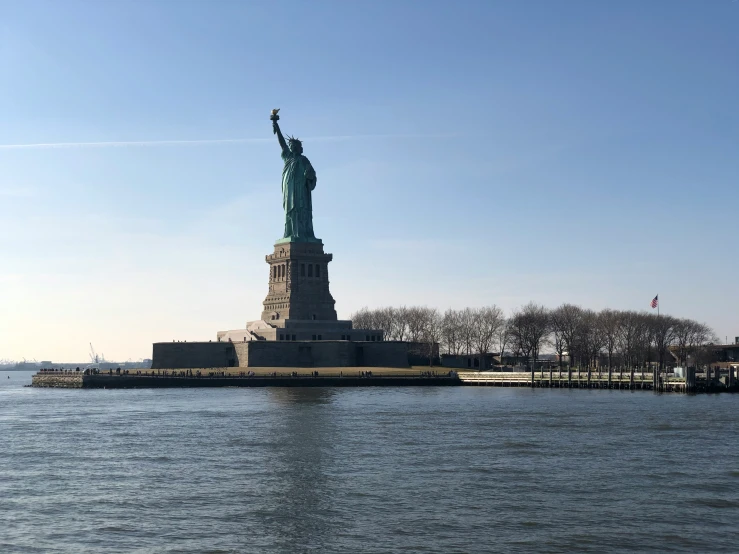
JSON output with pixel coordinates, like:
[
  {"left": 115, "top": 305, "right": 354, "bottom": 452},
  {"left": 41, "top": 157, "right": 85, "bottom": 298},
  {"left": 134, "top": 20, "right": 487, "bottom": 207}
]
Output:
[{"left": 1, "top": 370, "right": 738, "bottom": 553}]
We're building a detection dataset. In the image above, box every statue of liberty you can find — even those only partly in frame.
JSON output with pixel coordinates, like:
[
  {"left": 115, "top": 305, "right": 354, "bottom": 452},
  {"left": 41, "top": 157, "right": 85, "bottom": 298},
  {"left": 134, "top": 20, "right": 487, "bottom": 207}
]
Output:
[{"left": 271, "top": 110, "right": 318, "bottom": 242}]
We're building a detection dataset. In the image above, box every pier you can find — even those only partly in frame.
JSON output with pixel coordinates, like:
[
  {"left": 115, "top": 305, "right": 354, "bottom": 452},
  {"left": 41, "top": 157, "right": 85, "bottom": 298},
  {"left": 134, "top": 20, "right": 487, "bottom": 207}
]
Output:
[{"left": 458, "top": 367, "right": 736, "bottom": 393}]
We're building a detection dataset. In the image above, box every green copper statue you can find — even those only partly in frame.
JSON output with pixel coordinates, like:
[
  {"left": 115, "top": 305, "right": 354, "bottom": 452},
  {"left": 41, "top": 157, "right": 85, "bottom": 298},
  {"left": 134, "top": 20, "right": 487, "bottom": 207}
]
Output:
[{"left": 271, "top": 109, "right": 318, "bottom": 242}]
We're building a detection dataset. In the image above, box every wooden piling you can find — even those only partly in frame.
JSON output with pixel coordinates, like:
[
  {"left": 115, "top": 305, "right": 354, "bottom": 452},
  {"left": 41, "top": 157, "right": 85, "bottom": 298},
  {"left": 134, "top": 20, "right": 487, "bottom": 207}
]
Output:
[{"left": 686, "top": 367, "right": 696, "bottom": 393}]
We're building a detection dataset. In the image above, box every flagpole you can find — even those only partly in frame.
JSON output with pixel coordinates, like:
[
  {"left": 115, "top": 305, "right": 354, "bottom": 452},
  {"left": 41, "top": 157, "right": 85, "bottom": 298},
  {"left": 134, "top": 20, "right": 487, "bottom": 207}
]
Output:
[
  {"left": 657, "top": 294, "right": 667, "bottom": 390},
  {"left": 652, "top": 294, "right": 662, "bottom": 390}
]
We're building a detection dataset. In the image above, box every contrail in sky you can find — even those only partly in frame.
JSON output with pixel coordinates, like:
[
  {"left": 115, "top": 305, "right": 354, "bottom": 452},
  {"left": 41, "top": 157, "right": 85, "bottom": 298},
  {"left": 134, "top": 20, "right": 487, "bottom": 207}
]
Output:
[
  {"left": 0, "top": 133, "right": 456, "bottom": 150},
  {"left": 0, "top": 138, "right": 268, "bottom": 149}
]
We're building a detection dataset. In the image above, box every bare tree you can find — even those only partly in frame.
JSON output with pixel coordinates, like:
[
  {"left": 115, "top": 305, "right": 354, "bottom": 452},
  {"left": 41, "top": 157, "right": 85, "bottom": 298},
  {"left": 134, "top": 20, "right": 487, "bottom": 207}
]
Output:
[
  {"left": 458, "top": 307, "right": 475, "bottom": 355},
  {"left": 508, "top": 310, "right": 530, "bottom": 364},
  {"left": 472, "top": 306, "right": 505, "bottom": 362},
  {"left": 350, "top": 307, "right": 373, "bottom": 331},
  {"left": 527, "top": 303, "right": 551, "bottom": 369},
  {"left": 394, "top": 306, "right": 410, "bottom": 342},
  {"left": 680, "top": 320, "right": 717, "bottom": 369},
  {"left": 441, "top": 308, "right": 463, "bottom": 355},
  {"left": 497, "top": 318, "right": 511, "bottom": 367},
  {"left": 551, "top": 304, "right": 584, "bottom": 369},
  {"left": 351, "top": 306, "right": 396, "bottom": 339},
  {"left": 598, "top": 309, "right": 621, "bottom": 371},
  {"left": 509, "top": 302, "right": 551, "bottom": 370},
  {"left": 551, "top": 316, "right": 567, "bottom": 370},
  {"left": 373, "top": 307, "right": 397, "bottom": 341},
  {"left": 616, "top": 310, "right": 640, "bottom": 370},
  {"left": 638, "top": 313, "right": 656, "bottom": 370},
  {"left": 690, "top": 323, "right": 718, "bottom": 357},
  {"left": 421, "top": 308, "right": 443, "bottom": 366},
  {"left": 353, "top": 304, "right": 719, "bottom": 377},
  {"left": 578, "top": 310, "right": 604, "bottom": 370},
  {"left": 405, "top": 306, "right": 429, "bottom": 342},
  {"left": 650, "top": 314, "right": 678, "bottom": 371}
]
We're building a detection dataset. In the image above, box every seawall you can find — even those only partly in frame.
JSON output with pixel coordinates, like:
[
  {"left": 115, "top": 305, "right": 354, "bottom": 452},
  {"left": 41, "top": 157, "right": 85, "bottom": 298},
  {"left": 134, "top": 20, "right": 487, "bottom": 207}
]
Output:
[
  {"left": 31, "top": 373, "right": 459, "bottom": 389},
  {"left": 31, "top": 373, "right": 84, "bottom": 388}
]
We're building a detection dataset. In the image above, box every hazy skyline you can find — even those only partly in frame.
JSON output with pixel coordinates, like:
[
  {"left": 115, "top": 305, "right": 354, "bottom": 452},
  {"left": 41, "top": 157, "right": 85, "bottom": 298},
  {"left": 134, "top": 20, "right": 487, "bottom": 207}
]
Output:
[{"left": 1, "top": 0, "right": 737, "bottom": 362}]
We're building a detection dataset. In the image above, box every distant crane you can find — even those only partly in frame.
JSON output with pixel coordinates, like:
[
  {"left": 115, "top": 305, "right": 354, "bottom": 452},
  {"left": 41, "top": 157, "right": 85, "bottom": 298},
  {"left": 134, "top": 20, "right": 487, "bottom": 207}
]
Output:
[{"left": 89, "top": 343, "right": 105, "bottom": 365}]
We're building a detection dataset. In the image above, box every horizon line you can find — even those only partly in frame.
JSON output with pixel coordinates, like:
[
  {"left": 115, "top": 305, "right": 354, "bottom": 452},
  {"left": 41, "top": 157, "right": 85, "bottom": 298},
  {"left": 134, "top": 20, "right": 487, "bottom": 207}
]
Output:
[{"left": 0, "top": 133, "right": 458, "bottom": 150}]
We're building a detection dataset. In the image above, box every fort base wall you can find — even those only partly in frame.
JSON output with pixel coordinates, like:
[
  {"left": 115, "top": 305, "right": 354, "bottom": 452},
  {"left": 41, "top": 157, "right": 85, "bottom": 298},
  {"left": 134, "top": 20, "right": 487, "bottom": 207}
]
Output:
[{"left": 152, "top": 340, "right": 409, "bottom": 369}]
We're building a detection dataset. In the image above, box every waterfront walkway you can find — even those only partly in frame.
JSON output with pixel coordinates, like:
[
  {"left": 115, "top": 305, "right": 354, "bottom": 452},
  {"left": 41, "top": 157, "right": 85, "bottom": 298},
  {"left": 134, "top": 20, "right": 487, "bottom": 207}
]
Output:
[
  {"left": 31, "top": 367, "right": 459, "bottom": 389},
  {"left": 457, "top": 369, "right": 735, "bottom": 393}
]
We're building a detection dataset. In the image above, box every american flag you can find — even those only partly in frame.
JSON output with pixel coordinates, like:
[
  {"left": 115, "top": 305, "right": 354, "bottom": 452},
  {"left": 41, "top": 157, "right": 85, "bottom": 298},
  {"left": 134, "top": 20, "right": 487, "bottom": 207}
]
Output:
[{"left": 651, "top": 295, "right": 658, "bottom": 309}]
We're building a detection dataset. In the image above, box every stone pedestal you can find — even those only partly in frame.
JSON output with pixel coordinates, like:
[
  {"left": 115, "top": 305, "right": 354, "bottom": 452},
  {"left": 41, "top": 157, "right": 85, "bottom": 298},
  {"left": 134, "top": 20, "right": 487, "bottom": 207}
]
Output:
[
  {"left": 261, "top": 241, "right": 337, "bottom": 322},
  {"left": 207, "top": 239, "right": 397, "bottom": 367}
]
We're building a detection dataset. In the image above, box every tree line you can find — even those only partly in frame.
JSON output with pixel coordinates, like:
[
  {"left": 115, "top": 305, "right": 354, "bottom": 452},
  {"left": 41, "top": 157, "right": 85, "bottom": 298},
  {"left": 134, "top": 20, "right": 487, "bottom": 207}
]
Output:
[{"left": 351, "top": 304, "right": 718, "bottom": 370}]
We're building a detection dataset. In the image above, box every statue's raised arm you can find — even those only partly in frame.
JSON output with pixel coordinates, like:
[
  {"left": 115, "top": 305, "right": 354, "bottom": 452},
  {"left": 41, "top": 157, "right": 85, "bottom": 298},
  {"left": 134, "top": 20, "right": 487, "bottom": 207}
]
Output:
[{"left": 271, "top": 109, "right": 287, "bottom": 152}]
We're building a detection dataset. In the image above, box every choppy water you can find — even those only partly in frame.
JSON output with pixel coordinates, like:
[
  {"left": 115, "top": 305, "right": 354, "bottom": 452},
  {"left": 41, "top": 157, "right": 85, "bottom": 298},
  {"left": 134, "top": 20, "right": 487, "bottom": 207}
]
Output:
[{"left": 1, "top": 370, "right": 738, "bottom": 553}]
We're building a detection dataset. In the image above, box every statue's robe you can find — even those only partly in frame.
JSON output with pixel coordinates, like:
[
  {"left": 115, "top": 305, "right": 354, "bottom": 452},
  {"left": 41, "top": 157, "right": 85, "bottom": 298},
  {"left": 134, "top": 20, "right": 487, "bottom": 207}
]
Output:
[{"left": 281, "top": 147, "right": 317, "bottom": 240}]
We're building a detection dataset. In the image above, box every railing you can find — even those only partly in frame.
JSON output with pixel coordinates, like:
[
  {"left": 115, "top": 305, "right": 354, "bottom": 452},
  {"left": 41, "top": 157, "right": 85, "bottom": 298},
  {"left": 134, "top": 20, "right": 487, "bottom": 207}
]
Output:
[
  {"left": 457, "top": 371, "right": 694, "bottom": 392},
  {"left": 458, "top": 371, "right": 659, "bottom": 381},
  {"left": 86, "top": 371, "right": 456, "bottom": 379}
]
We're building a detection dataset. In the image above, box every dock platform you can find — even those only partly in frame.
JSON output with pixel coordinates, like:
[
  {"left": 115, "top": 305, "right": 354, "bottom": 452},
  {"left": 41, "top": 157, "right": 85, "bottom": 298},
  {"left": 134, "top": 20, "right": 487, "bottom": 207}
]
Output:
[{"left": 458, "top": 368, "right": 736, "bottom": 393}]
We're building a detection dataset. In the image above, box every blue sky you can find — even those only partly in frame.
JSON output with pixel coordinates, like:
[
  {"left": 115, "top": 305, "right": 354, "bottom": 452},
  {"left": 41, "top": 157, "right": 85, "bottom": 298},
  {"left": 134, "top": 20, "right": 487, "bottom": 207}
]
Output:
[{"left": 1, "top": 0, "right": 737, "bottom": 362}]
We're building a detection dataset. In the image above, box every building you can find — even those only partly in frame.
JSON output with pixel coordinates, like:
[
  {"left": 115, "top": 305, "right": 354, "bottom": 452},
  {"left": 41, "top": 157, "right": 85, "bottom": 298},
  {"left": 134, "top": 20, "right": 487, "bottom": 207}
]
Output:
[
  {"left": 716, "top": 339, "right": 739, "bottom": 362},
  {"left": 441, "top": 353, "right": 497, "bottom": 370},
  {"left": 152, "top": 240, "right": 408, "bottom": 369},
  {"left": 668, "top": 338, "right": 739, "bottom": 369}
]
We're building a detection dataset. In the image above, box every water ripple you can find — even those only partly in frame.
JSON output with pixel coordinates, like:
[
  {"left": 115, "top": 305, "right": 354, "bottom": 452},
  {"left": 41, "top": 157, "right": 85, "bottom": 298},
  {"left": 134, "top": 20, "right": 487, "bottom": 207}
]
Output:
[{"left": 1, "top": 371, "right": 738, "bottom": 553}]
